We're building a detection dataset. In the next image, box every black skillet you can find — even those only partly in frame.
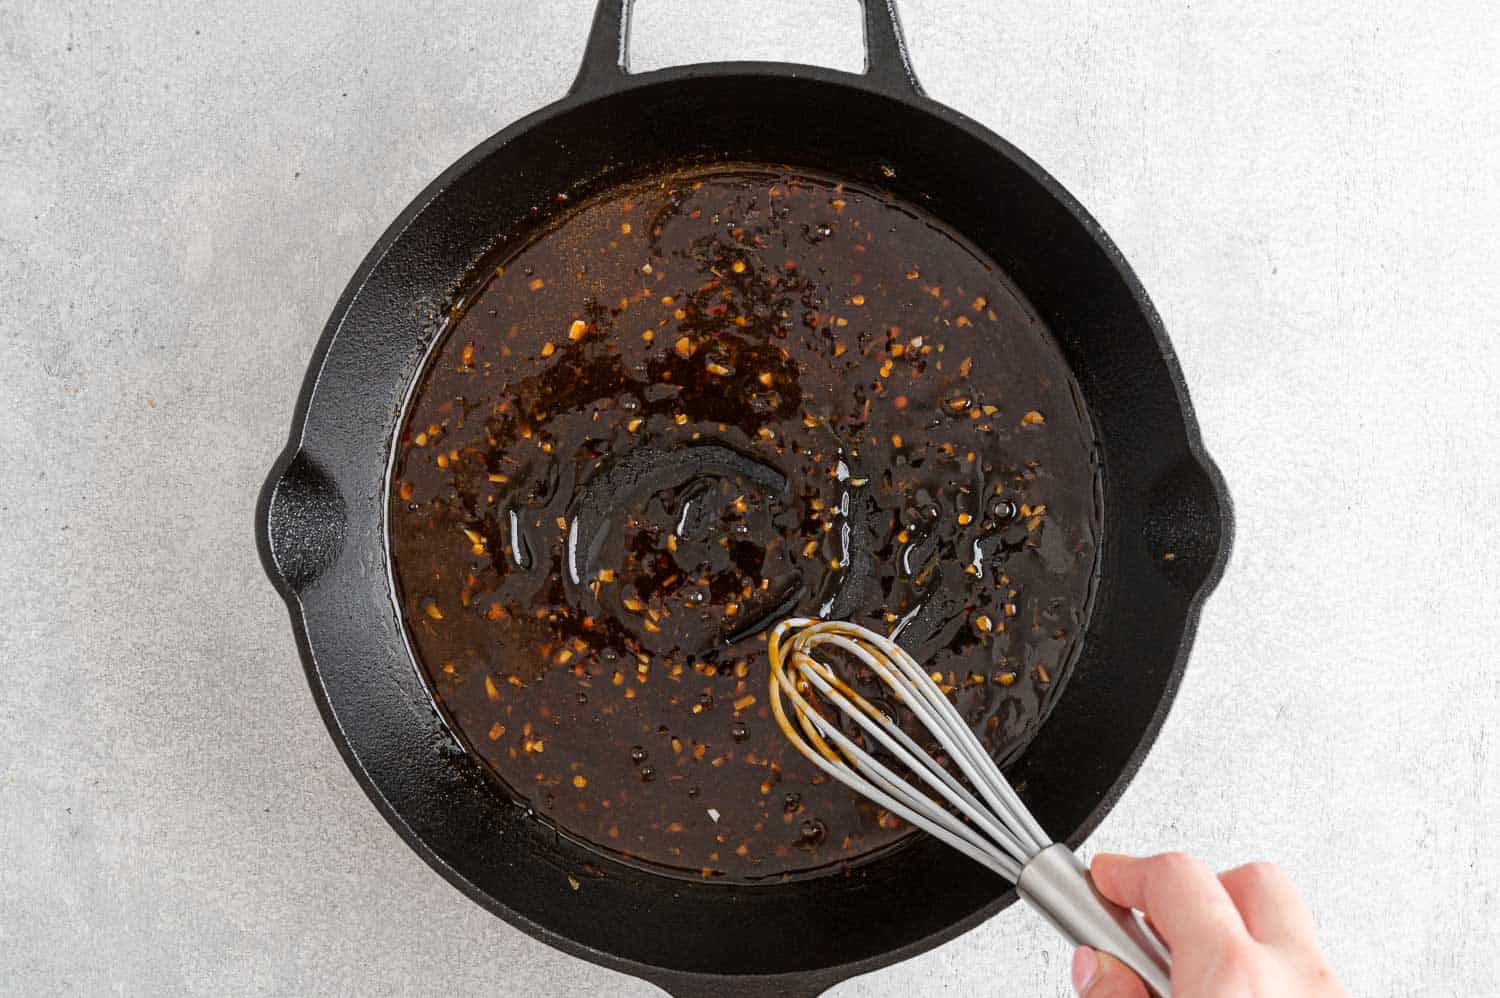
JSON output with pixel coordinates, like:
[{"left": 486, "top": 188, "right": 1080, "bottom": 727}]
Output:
[{"left": 257, "top": 2, "right": 1232, "bottom": 994}]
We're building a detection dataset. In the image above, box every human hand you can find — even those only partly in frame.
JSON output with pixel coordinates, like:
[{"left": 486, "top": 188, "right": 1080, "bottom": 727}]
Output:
[{"left": 1070, "top": 853, "right": 1346, "bottom": 997}]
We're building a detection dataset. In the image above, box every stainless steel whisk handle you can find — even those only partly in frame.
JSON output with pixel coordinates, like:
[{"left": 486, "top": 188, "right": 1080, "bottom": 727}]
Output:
[{"left": 1017, "top": 844, "right": 1173, "bottom": 997}]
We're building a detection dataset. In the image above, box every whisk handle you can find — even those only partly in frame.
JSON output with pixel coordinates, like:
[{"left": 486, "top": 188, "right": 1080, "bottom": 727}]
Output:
[{"left": 1018, "top": 844, "right": 1173, "bottom": 997}]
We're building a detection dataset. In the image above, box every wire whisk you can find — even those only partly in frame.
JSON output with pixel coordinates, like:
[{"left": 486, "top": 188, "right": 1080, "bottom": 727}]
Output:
[{"left": 769, "top": 616, "right": 1173, "bottom": 997}]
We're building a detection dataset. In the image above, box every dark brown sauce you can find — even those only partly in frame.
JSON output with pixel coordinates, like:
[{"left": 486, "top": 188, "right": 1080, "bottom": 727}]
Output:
[{"left": 389, "top": 165, "right": 1101, "bottom": 883}]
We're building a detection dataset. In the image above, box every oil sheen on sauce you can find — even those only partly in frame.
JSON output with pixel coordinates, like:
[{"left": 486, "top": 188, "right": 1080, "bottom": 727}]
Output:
[{"left": 389, "top": 165, "right": 1101, "bottom": 883}]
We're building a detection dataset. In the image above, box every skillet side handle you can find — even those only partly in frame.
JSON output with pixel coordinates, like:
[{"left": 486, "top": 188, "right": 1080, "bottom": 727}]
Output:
[{"left": 569, "top": 0, "right": 925, "bottom": 98}]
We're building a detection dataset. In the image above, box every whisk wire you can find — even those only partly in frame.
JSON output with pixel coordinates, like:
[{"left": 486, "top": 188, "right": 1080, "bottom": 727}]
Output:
[
  {"left": 774, "top": 619, "right": 1050, "bottom": 855},
  {"left": 768, "top": 618, "right": 1044, "bottom": 873},
  {"left": 835, "top": 622, "right": 1052, "bottom": 851},
  {"left": 770, "top": 660, "right": 1024, "bottom": 880},
  {"left": 791, "top": 632, "right": 1037, "bottom": 867},
  {"left": 789, "top": 655, "right": 1031, "bottom": 871}
]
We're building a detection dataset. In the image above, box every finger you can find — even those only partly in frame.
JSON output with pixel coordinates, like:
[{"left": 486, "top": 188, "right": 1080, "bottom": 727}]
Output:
[
  {"left": 1092, "top": 852, "right": 1250, "bottom": 951},
  {"left": 1073, "top": 947, "right": 1150, "bottom": 998},
  {"left": 1218, "top": 862, "right": 1317, "bottom": 945}
]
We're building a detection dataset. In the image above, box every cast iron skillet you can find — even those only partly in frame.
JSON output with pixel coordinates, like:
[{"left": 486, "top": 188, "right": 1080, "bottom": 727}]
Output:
[{"left": 257, "top": 2, "right": 1232, "bottom": 995}]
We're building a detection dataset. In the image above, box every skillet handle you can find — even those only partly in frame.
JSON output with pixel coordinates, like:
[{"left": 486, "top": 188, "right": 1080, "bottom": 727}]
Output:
[
  {"left": 569, "top": 0, "right": 924, "bottom": 97},
  {"left": 648, "top": 976, "right": 837, "bottom": 998}
]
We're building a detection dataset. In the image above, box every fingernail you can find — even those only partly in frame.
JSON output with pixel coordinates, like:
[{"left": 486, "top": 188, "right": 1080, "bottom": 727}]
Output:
[{"left": 1071, "top": 947, "right": 1099, "bottom": 993}]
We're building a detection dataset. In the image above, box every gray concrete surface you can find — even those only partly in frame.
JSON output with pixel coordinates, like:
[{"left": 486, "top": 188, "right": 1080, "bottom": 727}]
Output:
[{"left": 3, "top": 0, "right": 1497, "bottom": 994}]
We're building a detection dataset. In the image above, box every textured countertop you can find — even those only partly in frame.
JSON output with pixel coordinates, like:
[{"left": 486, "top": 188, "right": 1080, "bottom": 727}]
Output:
[{"left": 3, "top": 1, "right": 1497, "bottom": 994}]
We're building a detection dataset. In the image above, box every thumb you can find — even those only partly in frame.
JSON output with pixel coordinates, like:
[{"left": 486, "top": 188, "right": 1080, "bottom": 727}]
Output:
[{"left": 1072, "top": 947, "right": 1150, "bottom": 998}]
